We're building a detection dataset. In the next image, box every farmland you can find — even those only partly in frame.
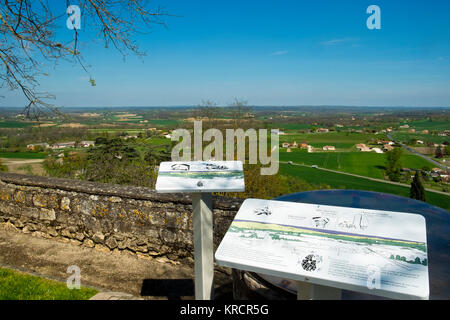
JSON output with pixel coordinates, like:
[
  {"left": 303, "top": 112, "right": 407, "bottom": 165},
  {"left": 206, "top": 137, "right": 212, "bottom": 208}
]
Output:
[
  {"left": 279, "top": 149, "right": 432, "bottom": 180},
  {"left": 279, "top": 163, "right": 450, "bottom": 210},
  {"left": 391, "top": 132, "right": 449, "bottom": 144},
  {"left": 0, "top": 106, "right": 448, "bottom": 210},
  {"left": 278, "top": 132, "right": 385, "bottom": 150},
  {"left": 402, "top": 119, "right": 449, "bottom": 131},
  {"left": 0, "top": 152, "right": 47, "bottom": 159},
  {"left": 0, "top": 121, "right": 35, "bottom": 128}
]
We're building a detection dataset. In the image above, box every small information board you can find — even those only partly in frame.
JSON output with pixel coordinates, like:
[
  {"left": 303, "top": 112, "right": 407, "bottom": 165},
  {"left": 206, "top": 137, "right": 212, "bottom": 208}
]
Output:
[
  {"left": 156, "top": 160, "right": 245, "bottom": 300},
  {"left": 156, "top": 161, "right": 245, "bottom": 193},
  {"left": 215, "top": 198, "right": 429, "bottom": 300}
]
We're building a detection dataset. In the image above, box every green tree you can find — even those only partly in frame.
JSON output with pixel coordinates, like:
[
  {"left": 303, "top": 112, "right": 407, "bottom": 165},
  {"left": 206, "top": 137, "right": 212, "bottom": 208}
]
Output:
[
  {"left": 144, "top": 145, "right": 171, "bottom": 166},
  {"left": 0, "top": 159, "right": 7, "bottom": 172},
  {"left": 435, "top": 146, "right": 443, "bottom": 159},
  {"left": 385, "top": 148, "right": 403, "bottom": 182},
  {"left": 410, "top": 172, "right": 426, "bottom": 202},
  {"left": 218, "top": 164, "right": 330, "bottom": 199}
]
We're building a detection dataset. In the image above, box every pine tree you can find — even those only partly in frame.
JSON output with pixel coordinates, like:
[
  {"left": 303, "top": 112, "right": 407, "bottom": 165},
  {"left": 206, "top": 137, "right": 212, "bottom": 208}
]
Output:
[
  {"left": 435, "top": 146, "right": 443, "bottom": 159},
  {"left": 410, "top": 172, "right": 426, "bottom": 202}
]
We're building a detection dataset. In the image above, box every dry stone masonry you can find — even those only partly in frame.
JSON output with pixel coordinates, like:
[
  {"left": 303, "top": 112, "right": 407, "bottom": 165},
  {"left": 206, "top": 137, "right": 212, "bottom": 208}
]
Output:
[{"left": 0, "top": 172, "right": 243, "bottom": 264}]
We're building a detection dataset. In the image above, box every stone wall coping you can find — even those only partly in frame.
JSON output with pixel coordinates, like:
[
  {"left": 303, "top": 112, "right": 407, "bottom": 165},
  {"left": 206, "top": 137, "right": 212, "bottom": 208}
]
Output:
[{"left": 0, "top": 172, "right": 244, "bottom": 210}]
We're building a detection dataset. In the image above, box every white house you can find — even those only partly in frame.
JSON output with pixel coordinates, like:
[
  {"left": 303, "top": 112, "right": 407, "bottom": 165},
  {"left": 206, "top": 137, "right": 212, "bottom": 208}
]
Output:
[
  {"left": 51, "top": 142, "right": 75, "bottom": 149},
  {"left": 371, "top": 148, "right": 383, "bottom": 154},
  {"left": 80, "top": 141, "right": 95, "bottom": 147},
  {"left": 271, "top": 129, "right": 285, "bottom": 135}
]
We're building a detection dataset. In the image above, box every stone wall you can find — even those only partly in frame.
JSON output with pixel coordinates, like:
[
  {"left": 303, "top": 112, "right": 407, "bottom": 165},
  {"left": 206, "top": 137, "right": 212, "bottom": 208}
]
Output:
[{"left": 0, "top": 172, "right": 243, "bottom": 264}]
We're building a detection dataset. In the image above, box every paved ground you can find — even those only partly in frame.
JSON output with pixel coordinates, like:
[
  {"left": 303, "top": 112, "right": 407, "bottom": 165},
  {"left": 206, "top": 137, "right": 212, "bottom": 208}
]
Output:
[{"left": 0, "top": 224, "right": 233, "bottom": 300}]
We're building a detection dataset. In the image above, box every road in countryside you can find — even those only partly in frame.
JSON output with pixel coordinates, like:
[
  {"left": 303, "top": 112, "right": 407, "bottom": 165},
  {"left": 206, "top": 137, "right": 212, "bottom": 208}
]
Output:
[
  {"left": 279, "top": 161, "right": 450, "bottom": 197},
  {"left": 387, "top": 132, "right": 449, "bottom": 171}
]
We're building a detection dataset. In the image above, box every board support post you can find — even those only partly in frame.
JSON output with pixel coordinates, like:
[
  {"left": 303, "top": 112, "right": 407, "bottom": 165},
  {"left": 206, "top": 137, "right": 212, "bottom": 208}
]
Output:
[{"left": 192, "top": 192, "right": 214, "bottom": 300}]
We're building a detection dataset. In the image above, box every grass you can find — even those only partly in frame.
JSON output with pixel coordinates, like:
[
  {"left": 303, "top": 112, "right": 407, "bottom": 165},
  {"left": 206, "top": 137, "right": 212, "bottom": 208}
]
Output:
[
  {"left": 279, "top": 149, "right": 432, "bottom": 179},
  {"left": 279, "top": 131, "right": 384, "bottom": 146},
  {"left": 0, "top": 152, "right": 47, "bottom": 159},
  {"left": 88, "top": 128, "right": 146, "bottom": 134},
  {"left": 270, "top": 123, "right": 313, "bottom": 130},
  {"left": 405, "top": 119, "right": 450, "bottom": 131},
  {"left": 0, "top": 267, "right": 98, "bottom": 300},
  {"left": 144, "top": 119, "right": 181, "bottom": 127},
  {"left": 0, "top": 121, "right": 35, "bottom": 128},
  {"left": 392, "top": 132, "right": 449, "bottom": 144},
  {"left": 279, "top": 163, "right": 450, "bottom": 210},
  {"left": 145, "top": 137, "right": 172, "bottom": 146},
  {"left": 17, "top": 164, "right": 33, "bottom": 175},
  {"left": 301, "top": 142, "right": 357, "bottom": 149}
]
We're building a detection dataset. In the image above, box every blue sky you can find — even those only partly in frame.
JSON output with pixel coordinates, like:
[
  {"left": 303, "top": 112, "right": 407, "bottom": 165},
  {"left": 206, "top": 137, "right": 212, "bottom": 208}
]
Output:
[{"left": 1, "top": 0, "right": 450, "bottom": 107}]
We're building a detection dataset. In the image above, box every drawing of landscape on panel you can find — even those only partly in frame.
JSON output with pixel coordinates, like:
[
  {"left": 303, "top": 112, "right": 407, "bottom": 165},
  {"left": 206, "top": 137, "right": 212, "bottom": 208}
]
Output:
[
  {"left": 156, "top": 161, "right": 245, "bottom": 191},
  {"left": 158, "top": 170, "right": 244, "bottom": 180},
  {"left": 228, "top": 219, "right": 428, "bottom": 269},
  {"left": 159, "top": 161, "right": 243, "bottom": 180}
]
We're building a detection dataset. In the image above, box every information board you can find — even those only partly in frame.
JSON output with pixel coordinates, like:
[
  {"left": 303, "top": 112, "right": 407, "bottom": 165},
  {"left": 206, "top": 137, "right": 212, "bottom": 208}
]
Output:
[
  {"left": 156, "top": 161, "right": 244, "bottom": 193},
  {"left": 215, "top": 198, "right": 429, "bottom": 300}
]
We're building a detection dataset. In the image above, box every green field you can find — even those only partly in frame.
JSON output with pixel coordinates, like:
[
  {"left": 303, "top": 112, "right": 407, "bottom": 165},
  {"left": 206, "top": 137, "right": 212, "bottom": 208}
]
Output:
[
  {"left": 280, "top": 149, "right": 432, "bottom": 179},
  {"left": 144, "top": 119, "right": 182, "bottom": 127},
  {"left": 88, "top": 128, "right": 146, "bottom": 134},
  {"left": 405, "top": 119, "right": 450, "bottom": 131},
  {"left": 0, "top": 121, "right": 35, "bottom": 128},
  {"left": 303, "top": 142, "right": 358, "bottom": 149},
  {"left": 0, "top": 267, "right": 97, "bottom": 300},
  {"left": 270, "top": 123, "right": 313, "bottom": 130},
  {"left": 0, "top": 152, "right": 47, "bottom": 159},
  {"left": 392, "top": 132, "right": 449, "bottom": 144},
  {"left": 279, "top": 163, "right": 450, "bottom": 210},
  {"left": 279, "top": 132, "right": 385, "bottom": 149},
  {"left": 145, "top": 137, "right": 171, "bottom": 146}
]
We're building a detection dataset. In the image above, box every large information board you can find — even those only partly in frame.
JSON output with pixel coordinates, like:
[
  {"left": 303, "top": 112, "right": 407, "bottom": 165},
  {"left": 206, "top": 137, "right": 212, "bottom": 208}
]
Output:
[
  {"left": 156, "top": 161, "right": 244, "bottom": 193},
  {"left": 215, "top": 198, "right": 429, "bottom": 300}
]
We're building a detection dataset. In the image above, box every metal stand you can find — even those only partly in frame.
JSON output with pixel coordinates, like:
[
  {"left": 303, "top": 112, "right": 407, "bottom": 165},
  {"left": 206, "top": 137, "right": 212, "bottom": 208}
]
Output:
[
  {"left": 297, "top": 281, "right": 341, "bottom": 300},
  {"left": 192, "top": 193, "right": 214, "bottom": 300}
]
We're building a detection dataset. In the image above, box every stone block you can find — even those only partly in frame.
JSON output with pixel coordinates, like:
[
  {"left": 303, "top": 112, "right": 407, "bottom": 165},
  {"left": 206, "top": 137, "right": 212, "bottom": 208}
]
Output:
[
  {"left": 92, "top": 232, "right": 105, "bottom": 244},
  {"left": 61, "top": 197, "right": 71, "bottom": 211},
  {"left": 39, "top": 208, "right": 56, "bottom": 221},
  {"left": 83, "top": 239, "right": 95, "bottom": 248},
  {"left": 105, "top": 237, "right": 118, "bottom": 249}
]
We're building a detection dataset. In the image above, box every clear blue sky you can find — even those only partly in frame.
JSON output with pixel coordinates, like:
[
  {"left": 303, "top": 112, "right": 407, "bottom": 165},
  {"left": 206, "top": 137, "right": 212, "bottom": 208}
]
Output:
[{"left": 1, "top": 0, "right": 450, "bottom": 107}]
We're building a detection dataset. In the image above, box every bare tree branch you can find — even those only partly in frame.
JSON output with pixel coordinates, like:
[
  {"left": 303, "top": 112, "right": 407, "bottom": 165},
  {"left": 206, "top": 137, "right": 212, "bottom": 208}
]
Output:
[{"left": 0, "top": 0, "right": 170, "bottom": 117}]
